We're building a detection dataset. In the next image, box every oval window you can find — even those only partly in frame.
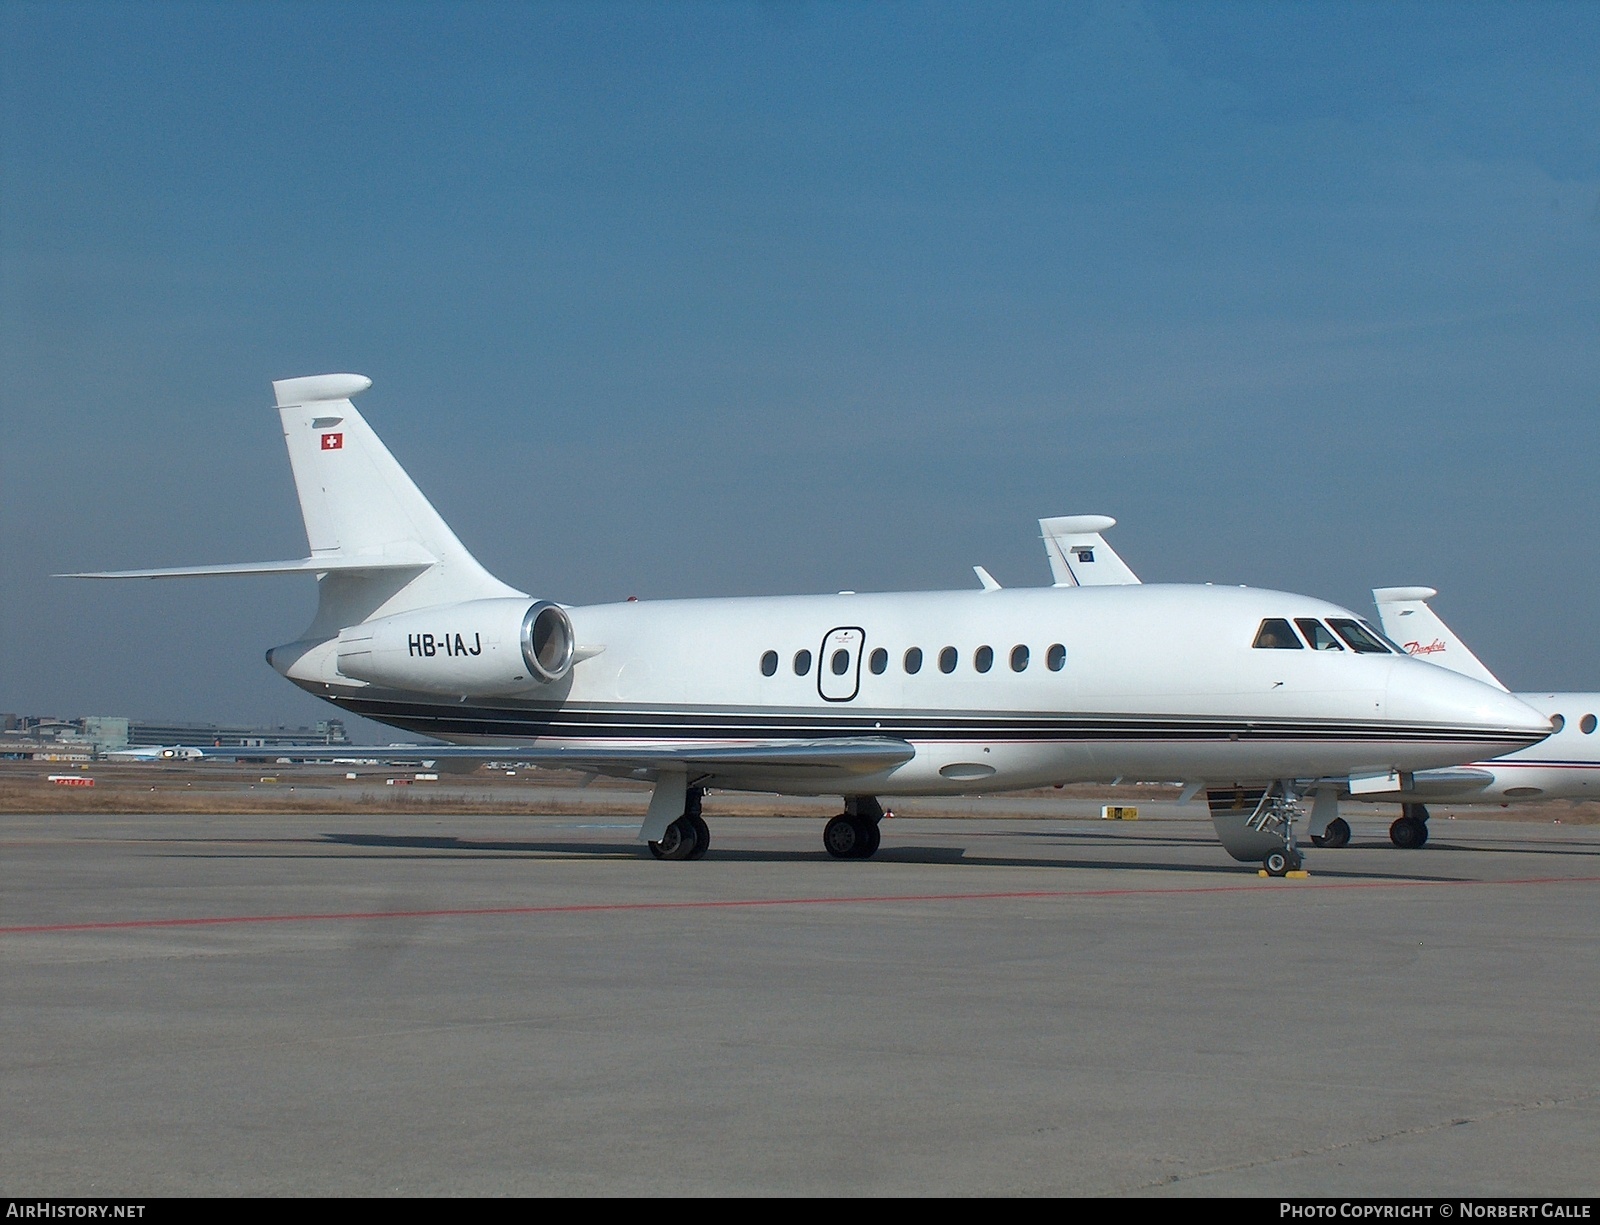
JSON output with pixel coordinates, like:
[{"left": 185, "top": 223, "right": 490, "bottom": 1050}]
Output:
[
  {"left": 1551, "top": 714, "right": 1565, "bottom": 733},
  {"left": 760, "top": 650, "right": 778, "bottom": 677},
  {"left": 831, "top": 649, "right": 850, "bottom": 676},
  {"left": 904, "top": 647, "right": 923, "bottom": 675},
  {"left": 1047, "top": 643, "right": 1066, "bottom": 671},
  {"left": 1011, "top": 645, "right": 1029, "bottom": 672},
  {"left": 1583, "top": 714, "right": 1597, "bottom": 735},
  {"left": 793, "top": 649, "right": 812, "bottom": 676},
  {"left": 939, "top": 646, "right": 958, "bottom": 674},
  {"left": 974, "top": 645, "right": 993, "bottom": 673},
  {"left": 869, "top": 647, "right": 888, "bottom": 675}
]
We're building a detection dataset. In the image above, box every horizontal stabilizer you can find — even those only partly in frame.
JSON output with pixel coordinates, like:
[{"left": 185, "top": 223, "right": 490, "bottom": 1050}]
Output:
[
  {"left": 155, "top": 736, "right": 918, "bottom": 778},
  {"left": 1039, "top": 515, "right": 1141, "bottom": 587},
  {"left": 59, "top": 545, "right": 437, "bottom": 580}
]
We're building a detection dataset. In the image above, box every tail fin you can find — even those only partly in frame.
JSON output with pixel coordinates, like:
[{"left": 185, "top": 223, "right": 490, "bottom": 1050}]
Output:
[
  {"left": 1371, "top": 586, "right": 1508, "bottom": 691},
  {"left": 63, "top": 374, "right": 524, "bottom": 635},
  {"left": 1039, "top": 515, "right": 1141, "bottom": 587}
]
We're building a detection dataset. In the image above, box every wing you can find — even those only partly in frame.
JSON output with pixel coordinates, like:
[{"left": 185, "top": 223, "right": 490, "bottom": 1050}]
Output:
[{"left": 166, "top": 736, "right": 916, "bottom": 779}]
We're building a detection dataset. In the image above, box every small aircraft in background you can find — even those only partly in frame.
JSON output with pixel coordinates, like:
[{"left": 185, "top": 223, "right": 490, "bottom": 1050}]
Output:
[{"left": 61, "top": 375, "right": 1548, "bottom": 874}]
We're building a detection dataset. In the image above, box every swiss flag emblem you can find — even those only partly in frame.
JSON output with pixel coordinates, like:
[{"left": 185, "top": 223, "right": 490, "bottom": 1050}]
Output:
[{"left": 320, "top": 433, "right": 343, "bottom": 450}]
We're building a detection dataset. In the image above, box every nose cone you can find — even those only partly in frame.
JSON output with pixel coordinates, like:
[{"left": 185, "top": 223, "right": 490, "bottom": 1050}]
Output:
[{"left": 1387, "top": 658, "right": 1552, "bottom": 751}]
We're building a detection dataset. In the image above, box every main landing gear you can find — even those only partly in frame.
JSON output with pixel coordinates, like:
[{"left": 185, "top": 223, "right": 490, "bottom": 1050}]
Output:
[
  {"left": 1311, "top": 816, "right": 1351, "bottom": 848},
  {"left": 1390, "top": 802, "right": 1430, "bottom": 849},
  {"left": 649, "top": 787, "right": 710, "bottom": 861},
  {"left": 823, "top": 796, "right": 885, "bottom": 860}
]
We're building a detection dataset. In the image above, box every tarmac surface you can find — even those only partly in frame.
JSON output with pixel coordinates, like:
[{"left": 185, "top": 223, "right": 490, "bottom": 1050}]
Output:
[{"left": 2, "top": 802, "right": 1598, "bottom": 1197}]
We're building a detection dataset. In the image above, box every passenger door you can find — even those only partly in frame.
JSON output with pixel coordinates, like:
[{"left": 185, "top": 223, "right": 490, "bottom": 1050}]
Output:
[{"left": 817, "top": 627, "right": 865, "bottom": 702}]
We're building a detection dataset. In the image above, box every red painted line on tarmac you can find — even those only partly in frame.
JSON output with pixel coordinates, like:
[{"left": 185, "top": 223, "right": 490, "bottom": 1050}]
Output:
[{"left": 3, "top": 874, "right": 1598, "bottom": 937}]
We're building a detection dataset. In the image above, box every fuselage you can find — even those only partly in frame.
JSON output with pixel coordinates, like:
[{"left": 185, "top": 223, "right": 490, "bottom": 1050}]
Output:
[{"left": 276, "top": 582, "right": 1551, "bottom": 796}]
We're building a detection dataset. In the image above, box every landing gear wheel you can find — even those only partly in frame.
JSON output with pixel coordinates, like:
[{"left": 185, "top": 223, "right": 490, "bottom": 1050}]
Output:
[
  {"left": 1263, "top": 849, "right": 1293, "bottom": 877},
  {"left": 1390, "top": 815, "right": 1428, "bottom": 849},
  {"left": 649, "top": 816, "right": 698, "bottom": 861},
  {"left": 686, "top": 814, "right": 710, "bottom": 860},
  {"left": 823, "top": 814, "right": 866, "bottom": 859},
  {"left": 1312, "top": 817, "right": 1351, "bottom": 849},
  {"left": 858, "top": 820, "right": 881, "bottom": 859}
]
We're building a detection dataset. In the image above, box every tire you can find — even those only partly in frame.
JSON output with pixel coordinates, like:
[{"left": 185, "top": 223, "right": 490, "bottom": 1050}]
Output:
[
  {"left": 1263, "top": 849, "right": 1290, "bottom": 877},
  {"left": 823, "top": 814, "right": 859, "bottom": 859},
  {"left": 858, "top": 820, "right": 881, "bottom": 859},
  {"left": 1390, "top": 815, "right": 1427, "bottom": 849},
  {"left": 1313, "top": 817, "right": 1351, "bottom": 849},
  {"left": 686, "top": 814, "right": 710, "bottom": 860},
  {"left": 649, "top": 817, "right": 697, "bottom": 861}
]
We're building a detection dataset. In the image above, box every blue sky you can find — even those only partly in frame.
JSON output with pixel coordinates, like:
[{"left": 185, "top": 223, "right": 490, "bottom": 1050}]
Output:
[{"left": 3, "top": 1, "right": 1597, "bottom": 732}]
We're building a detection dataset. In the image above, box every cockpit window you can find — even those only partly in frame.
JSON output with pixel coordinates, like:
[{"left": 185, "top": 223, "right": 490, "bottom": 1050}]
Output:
[
  {"left": 1361, "top": 619, "right": 1408, "bottom": 654},
  {"left": 1253, "top": 618, "right": 1304, "bottom": 649},
  {"left": 1328, "top": 618, "right": 1392, "bottom": 654},
  {"left": 1295, "top": 618, "right": 1344, "bottom": 651}
]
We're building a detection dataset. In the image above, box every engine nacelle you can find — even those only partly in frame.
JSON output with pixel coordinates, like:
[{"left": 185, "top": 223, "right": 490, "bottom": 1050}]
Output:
[{"left": 335, "top": 598, "right": 576, "bottom": 695}]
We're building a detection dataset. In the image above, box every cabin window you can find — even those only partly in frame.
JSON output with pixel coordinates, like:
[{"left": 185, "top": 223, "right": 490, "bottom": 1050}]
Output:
[
  {"left": 793, "top": 649, "right": 812, "bottom": 676},
  {"left": 974, "top": 645, "right": 994, "bottom": 673},
  {"left": 830, "top": 648, "right": 851, "bottom": 676},
  {"left": 1253, "top": 618, "right": 1303, "bottom": 649},
  {"left": 1047, "top": 643, "right": 1066, "bottom": 671},
  {"left": 1295, "top": 619, "right": 1344, "bottom": 651},
  {"left": 760, "top": 650, "right": 778, "bottom": 677},
  {"left": 939, "top": 646, "right": 958, "bottom": 674},
  {"left": 1327, "top": 618, "right": 1391, "bottom": 654},
  {"left": 1551, "top": 714, "right": 1566, "bottom": 733},
  {"left": 1011, "top": 645, "right": 1029, "bottom": 672},
  {"left": 904, "top": 647, "right": 923, "bottom": 675},
  {"left": 1583, "top": 714, "right": 1597, "bottom": 735},
  {"left": 869, "top": 647, "right": 888, "bottom": 675}
]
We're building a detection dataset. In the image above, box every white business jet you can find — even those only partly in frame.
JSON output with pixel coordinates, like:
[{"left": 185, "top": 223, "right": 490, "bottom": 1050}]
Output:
[
  {"left": 1356, "top": 586, "right": 1600, "bottom": 847},
  {"left": 63, "top": 375, "right": 1549, "bottom": 874}
]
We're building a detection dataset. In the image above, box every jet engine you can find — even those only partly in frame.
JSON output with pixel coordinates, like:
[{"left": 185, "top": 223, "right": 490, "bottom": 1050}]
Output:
[{"left": 334, "top": 598, "right": 576, "bottom": 695}]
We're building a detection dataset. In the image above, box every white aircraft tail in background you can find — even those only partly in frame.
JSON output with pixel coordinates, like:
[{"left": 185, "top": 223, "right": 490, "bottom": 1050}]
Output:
[
  {"left": 1038, "top": 516, "right": 1141, "bottom": 587},
  {"left": 1372, "top": 587, "right": 1507, "bottom": 691},
  {"left": 1352, "top": 585, "right": 1600, "bottom": 848}
]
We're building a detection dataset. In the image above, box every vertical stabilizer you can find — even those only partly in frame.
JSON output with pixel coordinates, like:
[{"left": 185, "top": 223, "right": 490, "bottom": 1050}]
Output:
[
  {"left": 1039, "top": 515, "right": 1141, "bottom": 587},
  {"left": 1372, "top": 587, "right": 1507, "bottom": 691},
  {"left": 272, "top": 374, "right": 524, "bottom": 633}
]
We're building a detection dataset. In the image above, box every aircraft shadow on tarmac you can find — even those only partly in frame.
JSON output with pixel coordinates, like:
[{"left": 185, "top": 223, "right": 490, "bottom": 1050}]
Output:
[{"left": 306, "top": 830, "right": 1478, "bottom": 880}]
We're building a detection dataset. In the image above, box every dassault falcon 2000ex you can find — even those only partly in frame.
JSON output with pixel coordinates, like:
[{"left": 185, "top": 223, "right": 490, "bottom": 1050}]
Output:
[{"left": 64, "top": 374, "right": 1551, "bottom": 874}]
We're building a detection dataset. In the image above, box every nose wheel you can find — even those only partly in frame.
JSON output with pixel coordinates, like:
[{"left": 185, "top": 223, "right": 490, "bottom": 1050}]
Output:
[{"left": 1262, "top": 847, "right": 1304, "bottom": 877}]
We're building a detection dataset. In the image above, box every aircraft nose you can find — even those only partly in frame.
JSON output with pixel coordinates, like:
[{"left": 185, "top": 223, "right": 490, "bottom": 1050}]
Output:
[{"left": 1388, "top": 660, "right": 1552, "bottom": 748}]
